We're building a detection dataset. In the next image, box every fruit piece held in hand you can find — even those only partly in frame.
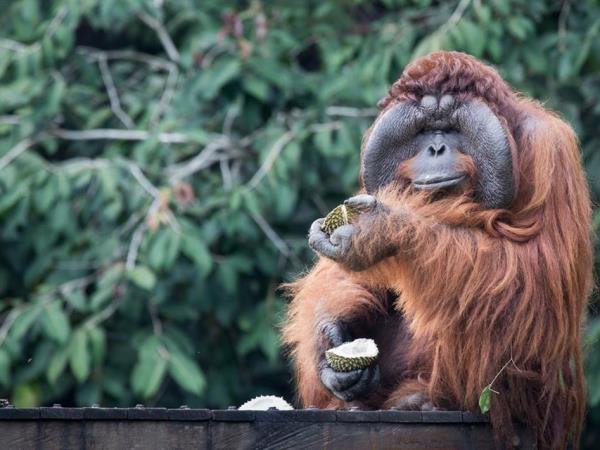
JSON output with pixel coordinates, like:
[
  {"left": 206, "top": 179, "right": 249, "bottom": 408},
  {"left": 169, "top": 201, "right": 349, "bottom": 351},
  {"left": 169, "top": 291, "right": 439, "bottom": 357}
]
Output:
[
  {"left": 325, "top": 338, "right": 379, "bottom": 372},
  {"left": 321, "top": 204, "right": 357, "bottom": 234}
]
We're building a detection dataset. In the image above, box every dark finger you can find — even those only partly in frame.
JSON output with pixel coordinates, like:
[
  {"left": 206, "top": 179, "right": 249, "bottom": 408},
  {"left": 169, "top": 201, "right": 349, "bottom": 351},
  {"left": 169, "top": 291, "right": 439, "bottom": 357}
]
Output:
[
  {"left": 309, "top": 229, "right": 342, "bottom": 260},
  {"left": 309, "top": 218, "right": 325, "bottom": 235},
  {"left": 320, "top": 366, "right": 364, "bottom": 392},
  {"left": 329, "top": 224, "right": 354, "bottom": 246},
  {"left": 346, "top": 365, "right": 380, "bottom": 398},
  {"left": 344, "top": 194, "right": 377, "bottom": 211},
  {"left": 309, "top": 235, "right": 339, "bottom": 259}
]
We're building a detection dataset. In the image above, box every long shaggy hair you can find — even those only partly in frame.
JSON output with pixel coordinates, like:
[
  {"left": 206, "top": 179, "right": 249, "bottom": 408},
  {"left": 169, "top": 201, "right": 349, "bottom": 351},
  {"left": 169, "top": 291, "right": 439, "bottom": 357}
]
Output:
[{"left": 283, "top": 52, "right": 593, "bottom": 450}]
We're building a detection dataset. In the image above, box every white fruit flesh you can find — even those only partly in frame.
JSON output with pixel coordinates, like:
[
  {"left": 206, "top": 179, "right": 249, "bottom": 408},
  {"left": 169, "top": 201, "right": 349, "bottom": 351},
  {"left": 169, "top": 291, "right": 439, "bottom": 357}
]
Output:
[
  {"left": 328, "top": 338, "right": 378, "bottom": 358},
  {"left": 239, "top": 395, "right": 294, "bottom": 410}
]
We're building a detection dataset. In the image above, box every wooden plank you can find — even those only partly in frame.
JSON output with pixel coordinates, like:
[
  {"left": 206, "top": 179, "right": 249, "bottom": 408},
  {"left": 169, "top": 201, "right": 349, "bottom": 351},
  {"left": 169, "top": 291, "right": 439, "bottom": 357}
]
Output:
[
  {"left": 0, "top": 408, "right": 536, "bottom": 449},
  {"left": 0, "top": 422, "right": 41, "bottom": 450}
]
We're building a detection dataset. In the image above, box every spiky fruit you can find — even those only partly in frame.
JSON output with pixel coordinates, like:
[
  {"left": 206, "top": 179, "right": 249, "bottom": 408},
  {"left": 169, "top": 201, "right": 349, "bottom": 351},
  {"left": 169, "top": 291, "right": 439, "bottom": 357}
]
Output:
[
  {"left": 325, "top": 338, "right": 379, "bottom": 372},
  {"left": 321, "top": 204, "right": 357, "bottom": 234},
  {"left": 239, "top": 395, "right": 294, "bottom": 410}
]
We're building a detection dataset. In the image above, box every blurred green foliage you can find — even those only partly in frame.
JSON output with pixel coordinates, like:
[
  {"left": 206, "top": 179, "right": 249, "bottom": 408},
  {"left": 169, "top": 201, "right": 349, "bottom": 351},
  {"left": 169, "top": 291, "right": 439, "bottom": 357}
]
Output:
[{"left": 0, "top": 0, "right": 599, "bottom": 444}]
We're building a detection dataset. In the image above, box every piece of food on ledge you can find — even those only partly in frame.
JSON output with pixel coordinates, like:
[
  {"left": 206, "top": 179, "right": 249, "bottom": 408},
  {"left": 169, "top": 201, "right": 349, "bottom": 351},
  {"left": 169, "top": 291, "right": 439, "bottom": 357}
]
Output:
[{"left": 239, "top": 395, "right": 294, "bottom": 410}]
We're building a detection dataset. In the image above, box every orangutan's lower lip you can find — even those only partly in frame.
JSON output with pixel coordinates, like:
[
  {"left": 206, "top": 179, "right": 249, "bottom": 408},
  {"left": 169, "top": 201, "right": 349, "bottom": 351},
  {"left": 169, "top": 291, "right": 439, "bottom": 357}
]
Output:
[{"left": 412, "top": 175, "right": 465, "bottom": 189}]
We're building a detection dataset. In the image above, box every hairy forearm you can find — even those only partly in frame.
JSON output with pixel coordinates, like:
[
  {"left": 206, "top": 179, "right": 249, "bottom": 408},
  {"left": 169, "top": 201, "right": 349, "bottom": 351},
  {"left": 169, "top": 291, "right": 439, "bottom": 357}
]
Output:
[{"left": 343, "top": 206, "right": 415, "bottom": 271}]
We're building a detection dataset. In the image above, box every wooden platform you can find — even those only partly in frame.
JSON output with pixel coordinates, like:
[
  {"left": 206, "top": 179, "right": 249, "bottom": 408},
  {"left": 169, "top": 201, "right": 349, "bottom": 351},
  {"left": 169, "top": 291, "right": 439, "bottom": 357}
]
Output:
[{"left": 0, "top": 405, "right": 535, "bottom": 449}]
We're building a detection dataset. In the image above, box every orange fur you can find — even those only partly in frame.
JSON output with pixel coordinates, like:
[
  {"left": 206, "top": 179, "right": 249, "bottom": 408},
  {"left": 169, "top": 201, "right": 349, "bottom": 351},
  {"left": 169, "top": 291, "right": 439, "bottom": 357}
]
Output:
[{"left": 282, "top": 52, "right": 593, "bottom": 450}]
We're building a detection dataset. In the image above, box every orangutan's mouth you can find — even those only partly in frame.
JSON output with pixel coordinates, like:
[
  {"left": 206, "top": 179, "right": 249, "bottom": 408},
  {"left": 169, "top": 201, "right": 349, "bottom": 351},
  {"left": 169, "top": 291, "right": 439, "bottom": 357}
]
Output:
[{"left": 412, "top": 174, "right": 466, "bottom": 189}]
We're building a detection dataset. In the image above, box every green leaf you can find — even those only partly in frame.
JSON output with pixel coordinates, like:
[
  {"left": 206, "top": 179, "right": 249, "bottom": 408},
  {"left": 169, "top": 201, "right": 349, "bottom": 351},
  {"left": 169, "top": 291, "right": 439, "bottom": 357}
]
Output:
[
  {"left": 259, "top": 326, "right": 280, "bottom": 363},
  {"left": 168, "top": 351, "right": 206, "bottom": 395},
  {"left": 88, "top": 327, "right": 106, "bottom": 367},
  {"left": 0, "top": 183, "right": 28, "bottom": 216},
  {"left": 507, "top": 17, "right": 530, "bottom": 41},
  {"left": 127, "top": 266, "right": 156, "bottom": 290},
  {"left": 9, "top": 305, "right": 42, "bottom": 343},
  {"left": 197, "top": 58, "right": 241, "bottom": 100},
  {"left": 243, "top": 76, "right": 271, "bottom": 101},
  {"left": 47, "top": 345, "right": 70, "bottom": 385},
  {"left": 41, "top": 301, "right": 70, "bottom": 344},
  {"left": 0, "top": 349, "right": 10, "bottom": 386},
  {"left": 181, "top": 233, "right": 213, "bottom": 277},
  {"left": 70, "top": 329, "right": 90, "bottom": 383},
  {"left": 412, "top": 32, "right": 445, "bottom": 59},
  {"left": 131, "top": 338, "right": 167, "bottom": 399},
  {"left": 89, "top": 286, "right": 113, "bottom": 310},
  {"left": 314, "top": 127, "right": 333, "bottom": 156},
  {"left": 148, "top": 228, "right": 181, "bottom": 270},
  {"left": 131, "top": 356, "right": 167, "bottom": 399},
  {"left": 479, "top": 386, "right": 492, "bottom": 414}
]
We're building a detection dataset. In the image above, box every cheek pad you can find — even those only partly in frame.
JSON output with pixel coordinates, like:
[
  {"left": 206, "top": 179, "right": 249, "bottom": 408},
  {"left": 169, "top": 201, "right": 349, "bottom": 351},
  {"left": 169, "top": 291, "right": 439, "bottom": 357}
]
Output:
[
  {"left": 454, "top": 102, "right": 514, "bottom": 209},
  {"left": 362, "top": 104, "right": 422, "bottom": 193}
]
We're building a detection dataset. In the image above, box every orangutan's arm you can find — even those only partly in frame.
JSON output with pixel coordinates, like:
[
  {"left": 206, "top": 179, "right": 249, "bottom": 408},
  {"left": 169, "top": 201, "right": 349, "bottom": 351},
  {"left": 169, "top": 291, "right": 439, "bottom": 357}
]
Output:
[
  {"left": 282, "top": 258, "right": 385, "bottom": 407},
  {"left": 308, "top": 193, "right": 424, "bottom": 273}
]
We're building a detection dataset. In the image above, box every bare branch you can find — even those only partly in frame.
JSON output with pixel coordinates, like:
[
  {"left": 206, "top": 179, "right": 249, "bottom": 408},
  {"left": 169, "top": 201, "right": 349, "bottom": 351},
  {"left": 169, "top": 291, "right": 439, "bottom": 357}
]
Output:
[
  {"left": 558, "top": 0, "right": 572, "bottom": 51},
  {"left": 58, "top": 272, "right": 100, "bottom": 295},
  {"left": 148, "top": 303, "right": 163, "bottom": 335},
  {"left": 117, "top": 211, "right": 145, "bottom": 238},
  {"left": 0, "top": 7, "right": 67, "bottom": 53},
  {"left": 247, "top": 130, "right": 296, "bottom": 190},
  {"left": 127, "top": 162, "right": 160, "bottom": 198},
  {"left": 248, "top": 209, "right": 290, "bottom": 257},
  {"left": 98, "top": 55, "right": 135, "bottom": 128},
  {"left": 0, "top": 135, "right": 44, "bottom": 172},
  {"left": 0, "top": 38, "right": 27, "bottom": 52},
  {"left": 45, "top": 7, "right": 69, "bottom": 39},
  {"left": 126, "top": 222, "right": 148, "bottom": 270},
  {"left": 0, "top": 308, "right": 23, "bottom": 348},
  {"left": 78, "top": 47, "right": 174, "bottom": 71},
  {"left": 308, "top": 121, "right": 342, "bottom": 133},
  {"left": 326, "top": 106, "right": 378, "bottom": 117},
  {"left": 150, "top": 64, "right": 179, "bottom": 128},
  {"left": 220, "top": 159, "right": 233, "bottom": 190},
  {"left": 137, "top": 11, "right": 181, "bottom": 62},
  {"left": 163, "top": 210, "right": 181, "bottom": 233},
  {"left": 440, "top": 0, "right": 472, "bottom": 33},
  {"left": 166, "top": 137, "right": 230, "bottom": 183},
  {"left": 55, "top": 157, "right": 110, "bottom": 173},
  {"left": 0, "top": 115, "right": 20, "bottom": 126},
  {"left": 83, "top": 296, "right": 123, "bottom": 330},
  {"left": 223, "top": 101, "right": 242, "bottom": 136},
  {"left": 50, "top": 128, "right": 190, "bottom": 144}
]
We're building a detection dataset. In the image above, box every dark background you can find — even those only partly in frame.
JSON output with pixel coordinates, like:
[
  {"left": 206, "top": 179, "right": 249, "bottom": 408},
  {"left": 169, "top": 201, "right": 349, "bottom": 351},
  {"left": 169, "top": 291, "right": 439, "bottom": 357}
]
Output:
[{"left": 0, "top": 0, "right": 599, "bottom": 447}]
